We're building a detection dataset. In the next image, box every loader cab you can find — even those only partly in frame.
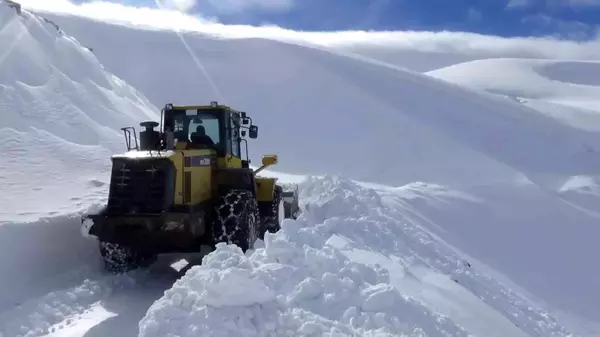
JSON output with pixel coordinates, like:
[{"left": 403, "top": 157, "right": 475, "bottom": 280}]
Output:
[{"left": 160, "top": 102, "right": 258, "bottom": 166}]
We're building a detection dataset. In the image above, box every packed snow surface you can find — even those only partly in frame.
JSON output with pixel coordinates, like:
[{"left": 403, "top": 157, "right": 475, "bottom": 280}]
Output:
[{"left": 1, "top": 1, "right": 600, "bottom": 337}]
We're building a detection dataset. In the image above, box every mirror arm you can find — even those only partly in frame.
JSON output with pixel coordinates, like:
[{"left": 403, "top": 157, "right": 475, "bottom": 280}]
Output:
[{"left": 254, "top": 164, "right": 268, "bottom": 175}]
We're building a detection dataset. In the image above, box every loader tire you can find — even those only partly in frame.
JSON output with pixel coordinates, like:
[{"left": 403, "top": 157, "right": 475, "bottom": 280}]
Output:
[
  {"left": 213, "top": 189, "right": 259, "bottom": 252},
  {"left": 282, "top": 188, "right": 300, "bottom": 220},
  {"left": 259, "top": 185, "right": 284, "bottom": 239},
  {"left": 98, "top": 241, "right": 156, "bottom": 274}
]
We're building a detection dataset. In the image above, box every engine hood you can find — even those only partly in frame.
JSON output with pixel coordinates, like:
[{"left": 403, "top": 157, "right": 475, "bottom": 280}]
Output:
[{"left": 111, "top": 150, "right": 178, "bottom": 160}]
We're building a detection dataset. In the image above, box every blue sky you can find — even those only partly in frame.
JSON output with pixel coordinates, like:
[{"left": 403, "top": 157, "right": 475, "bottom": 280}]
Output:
[{"left": 120, "top": 0, "right": 600, "bottom": 39}]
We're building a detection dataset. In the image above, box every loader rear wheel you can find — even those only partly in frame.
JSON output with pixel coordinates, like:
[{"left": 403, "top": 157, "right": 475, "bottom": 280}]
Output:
[
  {"left": 260, "top": 185, "right": 284, "bottom": 239},
  {"left": 212, "top": 189, "right": 259, "bottom": 252},
  {"left": 99, "top": 241, "right": 156, "bottom": 274}
]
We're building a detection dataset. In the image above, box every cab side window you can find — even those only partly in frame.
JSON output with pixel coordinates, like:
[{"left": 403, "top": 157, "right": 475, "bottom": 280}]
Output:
[{"left": 230, "top": 114, "right": 241, "bottom": 157}]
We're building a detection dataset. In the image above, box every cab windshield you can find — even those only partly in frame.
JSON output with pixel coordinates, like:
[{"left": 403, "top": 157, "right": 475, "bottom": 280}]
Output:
[{"left": 167, "top": 109, "right": 221, "bottom": 149}]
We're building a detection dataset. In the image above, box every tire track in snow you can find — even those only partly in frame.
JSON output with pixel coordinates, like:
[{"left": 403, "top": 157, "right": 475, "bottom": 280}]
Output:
[
  {"left": 0, "top": 262, "right": 181, "bottom": 337},
  {"left": 0, "top": 270, "right": 136, "bottom": 337}
]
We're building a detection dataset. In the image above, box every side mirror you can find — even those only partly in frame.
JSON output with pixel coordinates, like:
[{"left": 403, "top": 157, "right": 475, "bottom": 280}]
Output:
[
  {"left": 262, "top": 154, "right": 278, "bottom": 167},
  {"left": 249, "top": 125, "right": 258, "bottom": 139}
]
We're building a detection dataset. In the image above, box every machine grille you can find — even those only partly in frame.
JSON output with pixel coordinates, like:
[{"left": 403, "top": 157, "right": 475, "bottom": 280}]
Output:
[{"left": 106, "top": 158, "right": 174, "bottom": 214}]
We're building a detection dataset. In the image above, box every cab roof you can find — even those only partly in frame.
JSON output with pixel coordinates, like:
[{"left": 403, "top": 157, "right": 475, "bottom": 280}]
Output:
[{"left": 166, "top": 102, "right": 239, "bottom": 112}]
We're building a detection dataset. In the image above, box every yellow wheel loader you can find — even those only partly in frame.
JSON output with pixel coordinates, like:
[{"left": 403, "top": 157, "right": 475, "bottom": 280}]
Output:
[{"left": 81, "top": 102, "right": 300, "bottom": 273}]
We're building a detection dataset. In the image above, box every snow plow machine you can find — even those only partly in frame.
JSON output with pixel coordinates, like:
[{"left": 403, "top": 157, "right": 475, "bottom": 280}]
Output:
[{"left": 81, "top": 102, "right": 300, "bottom": 273}]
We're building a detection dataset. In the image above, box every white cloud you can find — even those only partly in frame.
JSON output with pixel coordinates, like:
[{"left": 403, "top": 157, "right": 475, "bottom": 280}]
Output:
[
  {"left": 156, "top": 0, "right": 197, "bottom": 13},
  {"left": 15, "top": 0, "right": 600, "bottom": 61},
  {"left": 506, "top": 0, "right": 535, "bottom": 9},
  {"left": 204, "top": 0, "right": 294, "bottom": 14}
]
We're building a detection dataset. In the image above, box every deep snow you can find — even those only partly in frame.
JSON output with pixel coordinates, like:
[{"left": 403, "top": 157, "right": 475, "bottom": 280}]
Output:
[
  {"left": 1, "top": 1, "right": 600, "bottom": 337},
  {"left": 35, "top": 11, "right": 600, "bottom": 189}
]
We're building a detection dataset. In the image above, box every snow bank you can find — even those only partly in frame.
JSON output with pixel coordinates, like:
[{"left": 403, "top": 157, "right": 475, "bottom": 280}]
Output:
[
  {"left": 0, "top": 214, "right": 99, "bottom": 309},
  {"left": 38, "top": 13, "right": 600, "bottom": 189},
  {"left": 140, "top": 176, "right": 576, "bottom": 337},
  {"left": 0, "top": 3, "right": 161, "bottom": 332},
  {"left": 0, "top": 3, "right": 158, "bottom": 221}
]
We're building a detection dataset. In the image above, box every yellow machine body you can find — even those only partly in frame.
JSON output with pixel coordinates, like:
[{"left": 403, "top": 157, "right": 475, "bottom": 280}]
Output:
[
  {"left": 84, "top": 102, "right": 297, "bottom": 266},
  {"left": 165, "top": 148, "right": 278, "bottom": 206}
]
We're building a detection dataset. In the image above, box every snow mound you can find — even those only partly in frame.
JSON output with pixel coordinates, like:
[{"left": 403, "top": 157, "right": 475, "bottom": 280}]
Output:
[
  {"left": 140, "top": 175, "right": 576, "bottom": 337},
  {"left": 0, "top": 3, "right": 158, "bottom": 222},
  {"left": 139, "top": 228, "right": 453, "bottom": 337}
]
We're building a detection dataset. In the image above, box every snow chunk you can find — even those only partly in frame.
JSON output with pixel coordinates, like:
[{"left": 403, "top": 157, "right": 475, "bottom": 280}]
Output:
[
  {"left": 361, "top": 283, "right": 401, "bottom": 312},
  {"left": 186, "top": 244, "right": 276, "bottom": 308}
]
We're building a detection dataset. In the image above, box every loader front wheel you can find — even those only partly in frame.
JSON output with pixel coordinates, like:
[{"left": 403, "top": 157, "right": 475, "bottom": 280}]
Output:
[
  {"left": 259, "top": 185, "right": 284, "bottom": 239},
  {"left": 99, "top": 241, "right": 156, "bottom": 274},
  {"left": 212, "top": 189, "right": 259, "bottom": 252}
]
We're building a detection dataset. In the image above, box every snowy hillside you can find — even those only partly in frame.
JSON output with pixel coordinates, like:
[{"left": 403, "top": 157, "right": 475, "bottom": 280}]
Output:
[
  {"left": 426, "top": 58, "right": 600, "bottom": 130},
  {"left": 24, "top": 10, "right": 600, "bottom": 191},
  {"left": 1, "top": 1, "right": 600, "bottom": 337},
  {"left": 0, "top": 2, "right": 158, "bottom": 222},
  {"left": 427, "top": 58, "right": 600, "bottom": 102}
]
